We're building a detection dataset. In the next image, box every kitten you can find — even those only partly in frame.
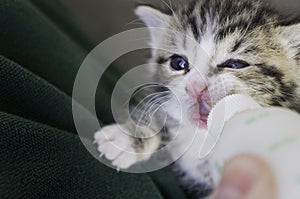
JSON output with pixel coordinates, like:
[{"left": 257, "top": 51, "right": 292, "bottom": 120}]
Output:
[{"left": 94, "top": 0, "right": 300, "bottom": 198}]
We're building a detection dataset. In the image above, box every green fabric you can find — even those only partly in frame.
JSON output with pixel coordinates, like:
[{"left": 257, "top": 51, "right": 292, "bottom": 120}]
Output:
[
  {"left": 0, "top": 56, "right": 76, "bottom": 132},
  {"left": 30, "top": 0, "right": 94, "bottom": 50},
  {"left": 0, "top": 0, "right": 119, "bottom": 124},
  {"left": 0, "top": 0, "right": 187, "bottom": 198},
  {"left": 0, "top": 111, "right": 162, "bottom": 199}
]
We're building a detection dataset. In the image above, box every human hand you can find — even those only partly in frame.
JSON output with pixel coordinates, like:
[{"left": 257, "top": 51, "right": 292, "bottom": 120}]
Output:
[{"left": 209, "top": 154, "right": 277, "bottom": 199}]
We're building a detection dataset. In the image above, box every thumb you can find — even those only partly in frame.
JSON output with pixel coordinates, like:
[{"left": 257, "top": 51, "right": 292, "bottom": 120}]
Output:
[{"left": 209, "top": 154, "right": 277, "bottom": 199}]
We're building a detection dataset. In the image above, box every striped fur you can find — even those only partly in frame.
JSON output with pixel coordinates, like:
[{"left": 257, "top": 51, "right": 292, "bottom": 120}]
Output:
[{"left": 135, "top": 0, "right": 300, "bottom": 198}]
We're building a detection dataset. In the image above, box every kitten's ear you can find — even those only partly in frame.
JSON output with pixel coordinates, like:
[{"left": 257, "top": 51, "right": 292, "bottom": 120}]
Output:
[
  {"left": 280, "top": 24, "right": 300, "bottom": 58},
  {"left": 281, "top": 24, "right": 300, "bottom": 41},
  {"left": 135, "top": 4, "right": 172, "bottom": 28},
  {"left": 135, "top": 5, "right": 172, "bottom": 46}
]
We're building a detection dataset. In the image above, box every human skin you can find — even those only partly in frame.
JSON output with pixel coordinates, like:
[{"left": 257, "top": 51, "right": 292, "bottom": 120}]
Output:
[{"left": 209, "top": 154, "right": 277, "bottom": 199}]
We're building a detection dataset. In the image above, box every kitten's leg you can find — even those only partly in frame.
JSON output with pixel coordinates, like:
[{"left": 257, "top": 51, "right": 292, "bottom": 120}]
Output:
[
  {"left": 94, "top": 122, "right": 161, "bottom": 169},
  {"left": 167, "top": 125, "right": 214, "bottom": 198}
]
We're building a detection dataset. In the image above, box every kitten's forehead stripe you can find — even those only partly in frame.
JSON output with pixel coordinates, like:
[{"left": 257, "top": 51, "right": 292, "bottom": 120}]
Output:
[
  {"left": 189, "top": 16, "right": 200, "bottom": 41},
  {"left": 231, "top": 39, "right": 243, "bottom": 53},
  {"left": 145, "top": 0, "right": 300, "bottom": 113},
  {"left": 243, "top": 45, "right": 260, "bottom": 54},
  {"left": 216, "top": 20, "right": 250, "bottom": 41},
  {"left": 216, "top": 11, "right": 271, "bottom": 41},
  {"left": 179, "top": 0, "right": 283, "bottom": 42},
  {"left": 186, "top": 0, "right": 198, "bottom": 16}
]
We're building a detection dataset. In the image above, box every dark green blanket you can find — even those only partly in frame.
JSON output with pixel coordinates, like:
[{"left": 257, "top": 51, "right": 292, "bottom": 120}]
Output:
[{"left": 0, "top": 0, "right": 187, "bottom": 198}]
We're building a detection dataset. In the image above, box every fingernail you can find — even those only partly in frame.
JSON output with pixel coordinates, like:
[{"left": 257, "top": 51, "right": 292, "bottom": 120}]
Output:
[{"left": 215, "top": 155, "right": 266, "bottom": 199}]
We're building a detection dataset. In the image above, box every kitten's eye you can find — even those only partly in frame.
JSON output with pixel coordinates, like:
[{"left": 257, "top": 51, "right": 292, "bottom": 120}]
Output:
[
  {"left": 219, "top": 59, "right": 250, "bottom": 69},
  {"left": 170, "top": 55, "right": 189, "bottom": 71}
]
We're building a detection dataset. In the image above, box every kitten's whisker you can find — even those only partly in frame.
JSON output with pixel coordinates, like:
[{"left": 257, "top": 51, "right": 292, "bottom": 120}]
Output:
[
  {"left": 131, "top": 37, "right": 153, "bottom": 42},
  {"left": 138, "top": 100, "right": 168, "bottom": 128},
  {"left": 135, "top": 94, "right": 170, "bottom": 120},
  {"left": 124, "top": 18, "right": 145, "bottom": 27},
  {"left": 142, "top": 95, "right": 170, "bottom": 119},
  {"left": 134, "top": 93, "right": 171, "bottom": 125},
  {"left": 129, "top": 83, "right": 169, "bottom": 93},
  {"left": 133, "top": 96, "right": 170, "bottom": 136},
  {"left": 248, "top": 83, "right": 297, "bottom": 103},
  {"left": 246, "top": 83, "right": 275, "bottom": 95},
  {"left": 130, "top": 92, "right": 171, "bottom": 120},
  {"left": 244, "top": 83, "right": 287, "bottom": 105},
  {"left": 160, "top": 0, "right": 173, "bottom": 12},
  {"left": 124, "top": 92, "right": 160, "bottom": 111},
  {"left": 127, "top": 90, "right": 171, "bottom": 113},
  {"left": 159, "top": 0, "right": 181, "bottom": 25},
  {"left": 149, "top": 100, "right": 170, "bottom": 117},
  {"left": 247, "top": 80, "right": 298, "bottom": 98},
  {"left": 122, "top": 86, "right": 172, "bottom": 107}
]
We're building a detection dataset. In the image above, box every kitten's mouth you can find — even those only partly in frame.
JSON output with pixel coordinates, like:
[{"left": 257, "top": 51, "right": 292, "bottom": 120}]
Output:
[
  {"left": 198, "top": 101, "right": 214, "bottom": 128},
  {"left": 190, "top": 99, "right": 215, "bottom": 128}
]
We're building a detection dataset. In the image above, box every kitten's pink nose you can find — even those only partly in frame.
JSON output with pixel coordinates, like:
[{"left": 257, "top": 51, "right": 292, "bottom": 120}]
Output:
[{"left": 185, "top": 80, "right": 208, "bottom": 99}]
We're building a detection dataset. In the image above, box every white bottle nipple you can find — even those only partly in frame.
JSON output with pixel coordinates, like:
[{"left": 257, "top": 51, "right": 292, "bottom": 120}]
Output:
[{"left": 199, "top": 94, "right": 261, "bottom": 158}]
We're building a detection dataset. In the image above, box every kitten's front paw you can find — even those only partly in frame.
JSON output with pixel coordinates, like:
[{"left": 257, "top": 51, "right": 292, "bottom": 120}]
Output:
[{"left": 94, "top": 124, "right": 138, "bottom": 169}]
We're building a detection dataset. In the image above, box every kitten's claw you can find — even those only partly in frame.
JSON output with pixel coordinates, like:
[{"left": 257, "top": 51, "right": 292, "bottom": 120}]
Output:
[
  {"left": 99, "top": 152, "right": 104, "bottom": 158},
  {"left": 94, "top": 124, "right": 139, "bottom": 169}
]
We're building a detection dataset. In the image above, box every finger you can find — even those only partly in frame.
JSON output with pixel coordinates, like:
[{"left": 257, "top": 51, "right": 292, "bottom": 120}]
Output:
[{"left": 209, "top": 154, "right": 277, "bottom": 199}]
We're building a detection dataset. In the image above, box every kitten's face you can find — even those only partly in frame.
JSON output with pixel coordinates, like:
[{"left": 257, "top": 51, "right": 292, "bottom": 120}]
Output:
[{"left": 136, "top": 0, "right": 300, "bottom": 127}]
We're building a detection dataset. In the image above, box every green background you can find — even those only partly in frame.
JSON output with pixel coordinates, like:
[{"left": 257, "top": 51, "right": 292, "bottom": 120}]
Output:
[{"left": 0, "top": 0, "right": 187, "bottom": 198}]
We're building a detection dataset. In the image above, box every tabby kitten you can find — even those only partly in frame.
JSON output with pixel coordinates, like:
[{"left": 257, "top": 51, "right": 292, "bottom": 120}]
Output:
[{"left": 95, "top": 0, "right": 300, "bottom": 198}]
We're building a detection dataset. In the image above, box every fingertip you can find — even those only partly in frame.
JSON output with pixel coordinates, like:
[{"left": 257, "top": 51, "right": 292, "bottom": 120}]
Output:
[{"left": 213, "top": 154, "right": 276, "bottom": 199}]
